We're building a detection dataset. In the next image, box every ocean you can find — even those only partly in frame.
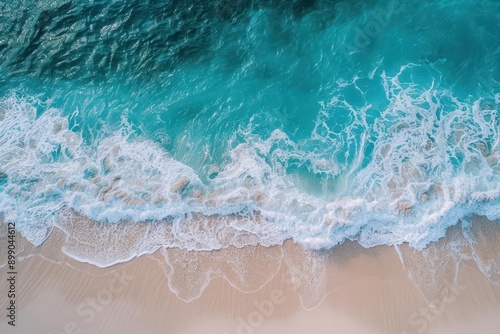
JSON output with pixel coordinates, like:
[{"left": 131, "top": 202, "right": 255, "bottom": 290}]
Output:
[{"left": 0, "top": 0, "right": 499, "bottom": 266}]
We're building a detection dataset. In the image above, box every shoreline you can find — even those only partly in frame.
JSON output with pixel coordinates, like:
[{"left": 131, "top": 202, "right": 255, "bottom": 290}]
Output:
[{"left": 1, "top": 215, "right": 500, "bottom": 333}]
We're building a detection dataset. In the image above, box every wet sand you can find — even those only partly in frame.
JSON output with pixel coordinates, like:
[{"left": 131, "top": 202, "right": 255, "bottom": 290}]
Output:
[{"left": 1, "top": 216, "right": 499, "bottom": 334}]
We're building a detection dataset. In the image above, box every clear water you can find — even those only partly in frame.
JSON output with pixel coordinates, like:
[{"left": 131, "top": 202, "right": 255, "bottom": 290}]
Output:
[{"left": 0, "top": 0, "right": 499, "bottom": 257}]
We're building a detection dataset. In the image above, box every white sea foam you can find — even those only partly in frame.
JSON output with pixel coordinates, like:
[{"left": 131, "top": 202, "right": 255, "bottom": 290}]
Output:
[{"left": 1, "top": 65, "right": 499, "bottom": 265}]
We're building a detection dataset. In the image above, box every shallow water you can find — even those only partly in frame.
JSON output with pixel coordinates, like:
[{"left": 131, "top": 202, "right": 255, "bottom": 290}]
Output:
[{"left": 0, "top": 0, "right": 499, "bottom": 256}]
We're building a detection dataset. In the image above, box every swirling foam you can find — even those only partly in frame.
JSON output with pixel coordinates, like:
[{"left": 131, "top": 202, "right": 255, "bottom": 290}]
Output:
[{"left": 1, "top": 66, "right": 499, "bottom": 261}]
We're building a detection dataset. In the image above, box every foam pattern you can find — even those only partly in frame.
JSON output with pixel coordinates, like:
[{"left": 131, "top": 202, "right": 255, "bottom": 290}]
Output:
[{"left": 1, "top": 65, "right": 500, "bottom": 256}]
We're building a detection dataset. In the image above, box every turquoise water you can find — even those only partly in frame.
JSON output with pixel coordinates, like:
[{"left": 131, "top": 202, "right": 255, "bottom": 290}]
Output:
[{"left": 0, "top": 0, "right": 499, "bottom": 257}]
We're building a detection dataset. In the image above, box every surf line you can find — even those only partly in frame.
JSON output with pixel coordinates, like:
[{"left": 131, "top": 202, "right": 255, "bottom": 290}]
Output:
[{"left": 6, "top": 222, "right": 17, "bottom": 326}]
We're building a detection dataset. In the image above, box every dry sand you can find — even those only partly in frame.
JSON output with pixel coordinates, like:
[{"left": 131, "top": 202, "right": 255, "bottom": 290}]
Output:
[{"left": 1, "top": 218, "right": 499, "bottom": 334}]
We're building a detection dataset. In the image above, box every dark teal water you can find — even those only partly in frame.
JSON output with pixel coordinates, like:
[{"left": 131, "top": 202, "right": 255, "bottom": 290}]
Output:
[{"left": 0, "top": 0, "right": 499, "bottom": 254}]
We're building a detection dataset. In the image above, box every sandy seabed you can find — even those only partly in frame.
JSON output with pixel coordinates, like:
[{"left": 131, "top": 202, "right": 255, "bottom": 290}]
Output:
[{"left": 1, "top": 214, "right": 499, "bottom": 334}]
